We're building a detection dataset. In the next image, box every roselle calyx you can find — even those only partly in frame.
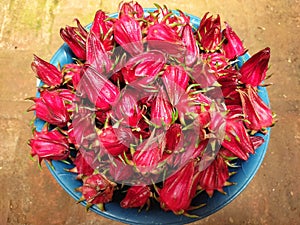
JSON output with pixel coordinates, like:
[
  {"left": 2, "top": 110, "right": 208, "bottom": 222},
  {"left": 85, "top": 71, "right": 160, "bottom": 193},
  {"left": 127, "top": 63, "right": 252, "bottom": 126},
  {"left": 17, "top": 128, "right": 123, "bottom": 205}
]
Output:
[
  {"left": 198, "top": 154, "right": 229, "bottom": 197},
  {"left": 238, "top": 86, "right": 274, "bottom": 131},
  {"left": 147, "top": 23, "right": 185, "bottom": 57},
  {"left": 31, "top": 54, "right": 63, "bottom": 87},
  {"left": 162, "top": 65, "right": 189, "bottom": 106},
  {"left": 90, "top": 10, "right": 114, "bottom": 51},
  {"left": 119, "top": 1, "right": 144, "bottom": 19},
  {"left": 28, "top": 90, "right": 70, "bottom": 128},
  {"left": 114, "top": 15, "right": 143, "bottom": 56},
  {"left": 158, "top": 160, "right": 200, "bottom": 215},
  {"left": 121, "top": 50, "right": 166, "bottom": 85},
  {"left": 79, "top": 174, "right": 116, "bottom": 211},
  {"left": 60, "top": 19, "right": 87, "bottom": 60},
  {"left": 112, "top": 87, "right": 144, "bottom": 127},
  {"left": 86, "top": 32, "right": 112, "bottom": 74},
  {"left": 239, "top": 47, "right": 270, "bottom": 87},
  {"left": 150, "top": 85, "right": 174, "bottom": 127},
  {"left": 181, "top": 24, "right": 199, "bottom": 66},
  {"left": 79, "top": 65, "right": 120, "bottom": 111},
  {"left": 222, "top": 22, "right": 246, "bottom": 59},
  {"left": 197, "top": 13, "right": 222, "bottom": 52},
  {"left": 120, "top": 185, "right": 151, "bottom": 209},
  {"left": 98, "top": 125, "right": 133, "bottom": 156},
  {"left": 29, "top": 129, "right": 69, "bottom": 165}
]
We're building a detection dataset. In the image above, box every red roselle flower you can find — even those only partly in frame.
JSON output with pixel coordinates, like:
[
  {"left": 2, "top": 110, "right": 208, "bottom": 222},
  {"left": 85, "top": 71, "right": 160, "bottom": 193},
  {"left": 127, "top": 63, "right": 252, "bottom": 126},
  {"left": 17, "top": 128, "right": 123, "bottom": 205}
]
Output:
[
  {"left": 222, "top": 22, "right": 246, "bottom": 59},
  {"left": 109, "top": 158, "right": 133, "bottom": 182},
  {"left": 167, "top": 128, "right": 207, "bottom": 168},
  {"left": 198, "top": 12, "right": 219, "bottom": 38},
  {"left": 162, "top": 65, "right": 189, "bottom": 106},
  {"left": 181, "top": 24, "right": 199, "bottom": 66},
  {"left": 74, "top": 18, "right": 88, "bottom": 39},
  {"left": 98, "top": 125, "right": 133, "bottom": 156},
  {"left": 114, "top": 15, "right": 143, "bottom": 56},
  {"left": 110, "top": 71, "right": 125, "bottom": 86},
  {"left": 69, "top": 150, "right": 96, "bottom": 176},
  {"left": 177, "top": 89, "right": 213, "bottom": 128},
  {"left": 165, "top": 123, "right": 183, "bottom": 153},
  {"left": 191, "top": 62, "right": 218, "bottom": 88},
  {"left": 147, "top": 6, "right": 189, "bottom": 35},
  {"left": 183, "top": 92, "right": 212, "bottom": 133},
  {"left": 224, "top": 88, "right": 241, "bottom": 106},
  {"left": 198, "top": 154, "right": 229, "bottom": 197},
  {"left": 151, "top": 4, "right": 170, "bottom": 22},
  {"left": 216, "top": 68, "right": 243, "bottom": 106},
  {"left": 28, "top": 90, "right": 70, "bottom": 127},
  {"left": 95, "top": 109, "right": 112, "bottom": 124},
  {"left": 80, "top": 174, "right": 116, "bottom": 210},
  {"left": 197, "top": 13, "right": 222, "bottom": 52},
  {"left": 90, "top": 10, "right": 110, "bottom": 37},
  {"left": 226, "top": 104, "right": 243, "bottom": 118},
  {"left": 142, "top": 5, "right": 168, "bottom": 29},
  {"left": 120, "top": 185, "right": 151, "bottom": 209},
  {"left": 79, "top": 65, "right": 120, "bottom": 111},
  {"left": 175, "top": 91, "right": 204, "bottom": 125},
  {"left": 132, "top": 119, "right": 151, "bottom": 139},
  {"left": 159, "top": 160, "right": 199, "bottom": 214},
  {"left": 29, "top": 129, "right": 69, "bottom": 165},
  {"left": 238, "top": 86, "right": 274, "bottom": 131},
  {"left": 112, "top": 87, "right": 144, "bottom": 127},
  {"left": 90, "top": 10, "right": 114, "bottom": 51},
  {"left": 151, "top": 85, "right": 174, "bottom": 127},
  {"left": 219, "top": 147, "right": 237, "bottom": 160},
  {"left": 221, "top": 117, "right": 254, "bottom": 160},
  {"left": 62, "top": 63, "right": 83, "bottom": 89},
  {"left": 31, "top": 55, "right": 63, "bottom": 87},
  {"left": 69, "top": 107, "right": 98, "bottom": 150},
  {"left": 121, "top": 50, "right": 166, "bottom": 86},
  {"left": 53, "top": 89, "right": 76, "bottom": 113},
  {"left": 250, "top": 136, "right": 265, "bottom": 150},
  {"left": 239, "top": 47, "right": 271, "bottom": 86},
  {"left": 165, "top": 10, "right": 190, "bottom": 35},
  {"left": 138, "top": 90, "right": 156, "bottom": 108},
  {"left": 86, "top": 32, "right": 112, "bottom": 74},
  {"left": 202, "top": 52, "right": 228, "bottom": 72},
  {"left": 147, "top": 23, "right": 185, "bottom": 57},
  {"left": 60, "top": 19, "right": 87, "bottom": 60},
  {"left": 133, "top": 140, "right": 163, "bottom": 174},
  {"left": 118, "top": 1, "right": 144, "bottom": 19},
  {"left": 183, "top": 132, "right": 208, "bottom": 160}
]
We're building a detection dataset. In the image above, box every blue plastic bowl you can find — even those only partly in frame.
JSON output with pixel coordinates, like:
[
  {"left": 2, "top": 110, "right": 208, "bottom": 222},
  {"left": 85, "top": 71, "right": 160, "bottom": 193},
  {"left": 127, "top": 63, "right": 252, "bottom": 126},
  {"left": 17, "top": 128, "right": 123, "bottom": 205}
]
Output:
[{"left": 35, "top": 9, "right": 271, "bottom": 225}]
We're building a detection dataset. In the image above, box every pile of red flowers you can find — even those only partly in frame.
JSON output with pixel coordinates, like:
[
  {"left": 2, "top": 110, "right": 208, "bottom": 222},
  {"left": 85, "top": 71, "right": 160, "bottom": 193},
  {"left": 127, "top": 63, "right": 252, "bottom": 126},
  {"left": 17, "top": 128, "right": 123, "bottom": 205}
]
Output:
[{"left": 28, "top": 1, "right": 275, "bottom": 216}]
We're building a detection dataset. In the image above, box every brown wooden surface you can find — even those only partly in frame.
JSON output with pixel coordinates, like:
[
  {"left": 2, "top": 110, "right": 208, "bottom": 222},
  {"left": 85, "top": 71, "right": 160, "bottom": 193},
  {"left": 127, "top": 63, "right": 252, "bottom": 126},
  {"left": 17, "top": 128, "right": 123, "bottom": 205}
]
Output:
[{"left": 0, "top": 0, "right": 299, "bottom": 224}]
